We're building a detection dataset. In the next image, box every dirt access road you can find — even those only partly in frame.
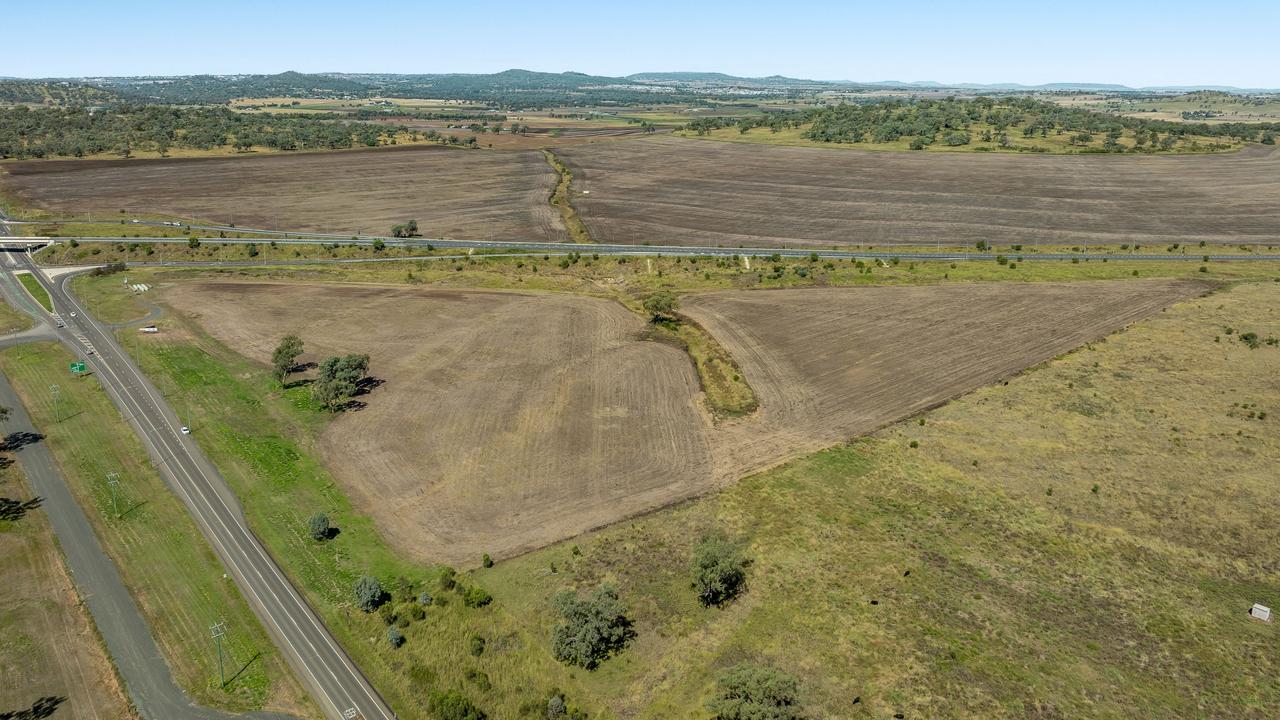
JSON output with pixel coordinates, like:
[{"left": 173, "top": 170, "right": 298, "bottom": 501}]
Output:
[
  {"left": 162, "top": 278, "right": 1207, "bottom": 565},
  {"left": 557, "top": 136, "right": 1280, "bottom": 247}
]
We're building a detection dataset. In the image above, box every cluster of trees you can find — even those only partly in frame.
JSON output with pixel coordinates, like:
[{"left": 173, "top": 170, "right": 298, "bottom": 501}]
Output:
[
  {"left": 0, "top": 105, "right": 404, "bottom": 159},
  {"left": 313, "top": 354, "right": 371, "bottom": 411},
  {"left": 0, "top": 80, "right": 115, "bottom": 105},
  {"left": 350, "top": 109, "right": 505, "bottom": 122},
  {"left": 390, "top": 219, "right": 419, "bottom": 238},
  {"left": 548, "top": 528, "right": 749, "bottom": 674},
  {"left": 272, "top": 335, "right": 373, "bottom": 411},
  {"left": 683, "top": 96, "right": 1280, "bottom": 151}
]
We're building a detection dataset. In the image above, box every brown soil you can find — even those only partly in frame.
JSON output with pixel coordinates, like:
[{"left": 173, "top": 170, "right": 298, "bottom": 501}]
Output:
[
  {"left": 0, "top": 144, "right": 564, "bottom": 241},
  {"left": 161, "top": 278, "right": 1207, "bottom": 564},
  {"left": 556, "top": 136, "right": 1280, "bottom": 247},
  {"left": 0, "top": 502, "right": 134, "bottom": 719}
]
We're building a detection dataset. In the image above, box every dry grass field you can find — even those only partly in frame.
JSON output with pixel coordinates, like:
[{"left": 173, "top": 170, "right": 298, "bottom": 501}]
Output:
[
  {"left": 0, "top": 145, "right": 564, "bottom": 240},
  {"left": 486, "top": 279, "right": 1280, "bottom": 719},
  {"left": 159, "top": 278, "right": 1206, "bottom": 564},
  {"left": 0, "top": 460, "right": 133, "bottom": 719},
  {"left": 558, "top": 136, "right": 1280, "bottom": 247}
]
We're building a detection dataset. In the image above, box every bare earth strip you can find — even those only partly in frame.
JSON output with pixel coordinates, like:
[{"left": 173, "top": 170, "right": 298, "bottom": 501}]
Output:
[
  {"left": 162, "top": 279, "right": 1207, "bottom": 564},
  {"left": 557, "top": 136, "right": 1280, "bottom": 247},
  {"left": 0, "top": 145, "right": 564, "bottom": 241}
]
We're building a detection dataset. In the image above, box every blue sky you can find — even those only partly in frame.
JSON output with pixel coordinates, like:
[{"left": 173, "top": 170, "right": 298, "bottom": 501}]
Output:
[{"left": 6, "top": 1, "right": 1278, "bottom": 87}]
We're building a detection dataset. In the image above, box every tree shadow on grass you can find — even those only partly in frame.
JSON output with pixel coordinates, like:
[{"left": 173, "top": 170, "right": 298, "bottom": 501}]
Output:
[
  {"left": 353, "top": 376, "right": 384, "bottom": 397},
  {"left": 0, "top": 496, "right": 42, "bottom": 522},
  {"left": 0, "top": 695, "right": 66, "bottom": 719},
  {"left": 0, "top": 431, "right": 44, "bottom": 452},
  {"left": 224, "top": 652, "right": 262, "bottom": 688}
]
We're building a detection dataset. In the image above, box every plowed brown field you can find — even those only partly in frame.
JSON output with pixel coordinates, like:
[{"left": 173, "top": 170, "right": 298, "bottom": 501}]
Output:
[
  {"left": 557, "top": 136, "right": 1280, "bottom": 247},
  {"left": 162, "top": 279, "right": 1207, "bottom": 563},
  {"left": 1, "top": 145, "right": 563, "bottom": 241}
]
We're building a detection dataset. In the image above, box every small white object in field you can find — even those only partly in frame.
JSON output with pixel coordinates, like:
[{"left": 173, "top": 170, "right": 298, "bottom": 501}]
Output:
[{"left": 1250, "top": 603, "right": 1271, "bottom": 622}]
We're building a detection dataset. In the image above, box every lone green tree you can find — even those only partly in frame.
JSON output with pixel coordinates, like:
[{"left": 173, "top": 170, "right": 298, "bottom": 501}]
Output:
[
  {"left": 354, "top": 575, "right": 386, "bottom": 612},
  {"left": 692, "top": 530, "right": 749, "bottom": 607},
  {"left": 707, "top": 664, "right": 805, "bottom": 720},
  {"left": 271, "top": 335, "right": 304, "bottom": 384},
  {"left": 307, "top": 512, "right": 331, "bottom": 541},
  {"left": 642, "top": 291, "right": 679, "bottom": 322},
  {"left": 551, "top": 586, "right": 633, "bottom": 669}
]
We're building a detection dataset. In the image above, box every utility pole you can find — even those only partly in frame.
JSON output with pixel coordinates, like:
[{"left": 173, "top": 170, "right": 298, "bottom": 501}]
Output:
[
  {"left": 49, "top": 384, "right": 60, "bottom": 423},
  {"left": 210, "top": 620, "right": 227, "bottom": 687},
  {"left": 106, "top": 472, "right": 120, "bottom": 518}
]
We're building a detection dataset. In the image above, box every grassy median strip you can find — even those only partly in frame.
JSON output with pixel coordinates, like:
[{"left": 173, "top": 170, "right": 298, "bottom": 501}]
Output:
[
  {"left": 15, "top": 272, "right": 52, "bottom": 313},
  {"left": 0, "top": 342, "right": 311, "bottom": 715},
  {"left": 76, "top": 278, "right": 601, "bottom": 719}
]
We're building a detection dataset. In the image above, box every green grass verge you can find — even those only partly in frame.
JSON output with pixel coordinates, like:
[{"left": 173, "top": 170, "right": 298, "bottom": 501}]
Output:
[
  {"left": 0, "top": 342, "right": 311, "bottom": 715},
  {"left": 0, "top": 294, "right": 33, "bottom": 335},
  {"left": 72, "top": 275, "right": 605, "bottom": 719},
  {"left": 16, "top": 273, "right": 52, "bottom": 313},
  {"left": 35, "top": 239, "right": 479, "bottom": 267}
]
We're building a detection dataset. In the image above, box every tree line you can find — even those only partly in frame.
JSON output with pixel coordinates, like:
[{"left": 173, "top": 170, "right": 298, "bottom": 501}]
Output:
[
  {"left": 683, "top": 96, "right": 1280, "bottom": 151},
  {"left": 0, "top": 105, "right": 408, "bottom": 159}
]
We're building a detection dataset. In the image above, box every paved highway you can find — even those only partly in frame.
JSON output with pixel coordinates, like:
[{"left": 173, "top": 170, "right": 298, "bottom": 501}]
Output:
[
  {"left": 5, "top": 234, "right": 1280, "bottom": 263},
  {"left": 0, "top": 253, "right": 295, "bottom": 719},
  {"left": 11, "top": 253, "right": 394, "bottom": 720}
]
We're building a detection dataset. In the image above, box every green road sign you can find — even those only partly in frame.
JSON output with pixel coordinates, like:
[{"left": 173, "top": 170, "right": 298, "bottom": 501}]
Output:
[{"left": 70, "top": 361, "right": 86, "bottom": 374}]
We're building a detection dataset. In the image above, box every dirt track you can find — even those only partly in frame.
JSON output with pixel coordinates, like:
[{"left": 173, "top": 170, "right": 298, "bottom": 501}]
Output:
[
  {"left": 1, "top": 145, "right": 564, "bottom": 241},
  {"left": 162, "top": 279, "right": 1207, "bottom": 564},
  {"left": 557, "top": 136, "right": 1280, "bottom": 247}
]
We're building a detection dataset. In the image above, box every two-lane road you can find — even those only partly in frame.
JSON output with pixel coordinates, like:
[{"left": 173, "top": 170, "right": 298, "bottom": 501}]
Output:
[{"left": 15, "top": 254, "right": 394, "bottom": 720}]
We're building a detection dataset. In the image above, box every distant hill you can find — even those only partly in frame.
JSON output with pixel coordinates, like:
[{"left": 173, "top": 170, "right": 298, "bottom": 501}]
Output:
[{"left": 2, "top": 71, "right": 1275, "bottom": 109}]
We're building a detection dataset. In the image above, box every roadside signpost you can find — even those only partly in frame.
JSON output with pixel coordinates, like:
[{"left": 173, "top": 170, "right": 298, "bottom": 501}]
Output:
[{"left": 70, "top": 361, "right": 86, "bottom": 374}]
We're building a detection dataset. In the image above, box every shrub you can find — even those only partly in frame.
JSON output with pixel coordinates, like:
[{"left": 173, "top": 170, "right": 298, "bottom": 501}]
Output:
[
  {"left": 354, "top": 575, "right": 386, "bottom": 612},
  {"left": 692, "top": 530, "right": 749, "bottom": 607},
  {"left": 909, "top": 440, "right": 919, "bottom": 449},
  {"left": 426, "top": 690, "right": 486, "bottom": 720},
  {"left": 643, "top": 291, "right": 679, "bottom": 321},
  {"left": 469, "top": 635, "right": 486, "bottom": 657},
  {"left": 387, "top": 626, "right": 405, "bottom": 648},
  {"left": 942, "top": 131, "right": 971, "bottom": 146},
  {"left": 438, "top": 567, "right": 457, "bottom": 591},
  {"left": 462, "top": 585, "right": 493, "bottom": 608},
  {"left": 481, "top": 553, "right": 493, "bottom": 568},
  {"left": 551, "top": 587, "right": 633, "bottom": 669},
  {"left": 307, "top": 512, "right": 331, "bottom": 541},
  {"left": 707, "top": 664, "right": 805, "bottom": 720},
  {"left": 464, "top": 668, "right": 491, "bottom": 691},
  {"left": 417, "top": 591, "right": 433, "bottom": 606}
]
